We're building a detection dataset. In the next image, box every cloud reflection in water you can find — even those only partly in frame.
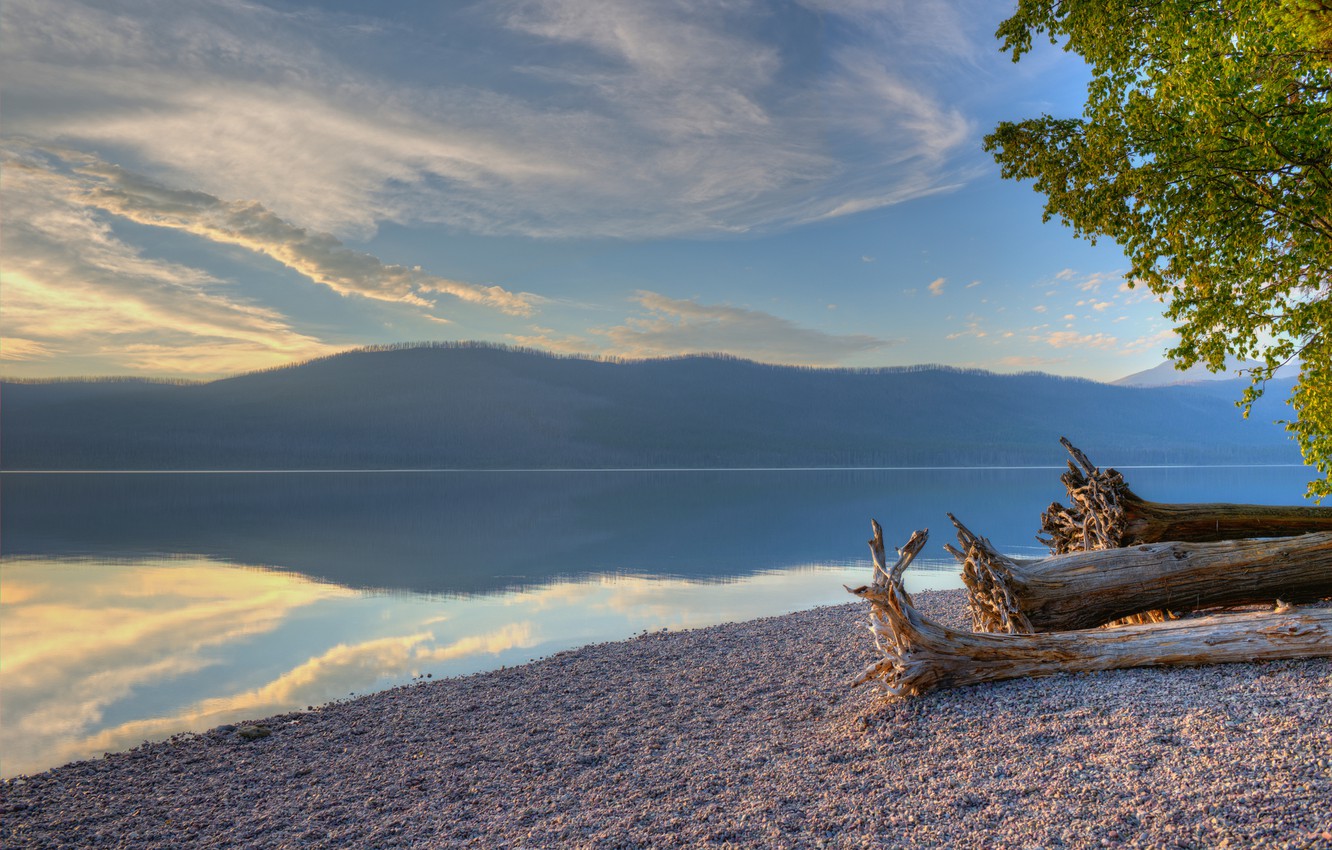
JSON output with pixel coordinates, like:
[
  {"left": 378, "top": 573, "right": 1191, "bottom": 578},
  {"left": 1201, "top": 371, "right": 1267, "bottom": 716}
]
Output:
[{"left": 0, "top": 555, "right": 959, "bottom": 778}]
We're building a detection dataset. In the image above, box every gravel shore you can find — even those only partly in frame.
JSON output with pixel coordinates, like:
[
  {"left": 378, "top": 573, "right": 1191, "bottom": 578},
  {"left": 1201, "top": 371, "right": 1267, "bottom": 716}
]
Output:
[{"left": 3, "top": 590, "right": 1330, "bottom": 849}]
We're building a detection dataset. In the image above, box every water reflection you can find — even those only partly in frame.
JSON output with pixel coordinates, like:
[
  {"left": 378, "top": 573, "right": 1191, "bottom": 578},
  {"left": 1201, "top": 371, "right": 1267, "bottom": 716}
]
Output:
[
  {"left": 1, "top": 466, "right": 1314, "bottom": 777},
  {"left": 0, "top": 554, "right": 959, "bottom": 778},
  {"left": 2, "top": 468, "right": 1073, "bottom": 595}
]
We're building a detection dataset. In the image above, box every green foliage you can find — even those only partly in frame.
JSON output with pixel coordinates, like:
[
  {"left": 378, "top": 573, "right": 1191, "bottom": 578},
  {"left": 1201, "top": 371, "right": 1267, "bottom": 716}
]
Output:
[
  {"left": 985, "top": 0, "right": 1332, "bottom": 499},
  {"left": 1285, "top": 0, "right": 1332, "bottom": 55}
]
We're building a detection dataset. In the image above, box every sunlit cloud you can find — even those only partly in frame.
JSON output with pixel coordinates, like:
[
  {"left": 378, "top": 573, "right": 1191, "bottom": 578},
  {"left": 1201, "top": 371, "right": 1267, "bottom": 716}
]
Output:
[
  {"left": 0, "top": 338, "right": 58, "bottom": 360},
  {"left": 1041, "top": 330, "right": 1121, "bottom": 351},
  {"left": 595, "top": 291, "right": 897, "bottom": 365},
  {"left": 505, "top": 327, "right": 597, "bottom": 357},
  {"left": 928, "top": 277, "right": 947, "bottom": 296},
  {"left": 77, "top": 157, "right": 538, "bottom": 315},
  {"left": 0, "top": 141, "right": 544, "bottom": 378},
  {"left": 0, "top": 146, "right": 341, "bottom": 377},
  {"left": 996, "top": 354, "right": 1066, "bottom": 370}
]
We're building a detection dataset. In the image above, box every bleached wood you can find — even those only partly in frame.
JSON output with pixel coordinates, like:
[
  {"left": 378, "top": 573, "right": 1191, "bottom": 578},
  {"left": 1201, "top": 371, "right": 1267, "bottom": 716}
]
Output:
[
  {"left": 849, "top": 522, "right": 1332, "bottom": 697},
  {"left": 947, "top": 514, "right": 1332, "bottom": 633},
  {"left": 1041, "top": 437, "right": 1332, "bottom": 553}
]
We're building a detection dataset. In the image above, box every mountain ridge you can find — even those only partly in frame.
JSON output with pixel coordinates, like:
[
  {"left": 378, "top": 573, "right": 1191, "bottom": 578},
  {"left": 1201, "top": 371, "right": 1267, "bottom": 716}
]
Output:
[
  {"left": 1, "top": 342, "right": 1303, "bottom": 471},
  {"left": 1114, "top": 357, "right": 1302, "bottom": 388}
]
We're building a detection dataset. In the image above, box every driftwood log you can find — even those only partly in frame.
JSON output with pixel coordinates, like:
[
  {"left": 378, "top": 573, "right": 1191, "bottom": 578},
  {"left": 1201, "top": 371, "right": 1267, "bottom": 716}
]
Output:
[
  {"left": 946, "top": 514, "right": 1332, "bottom": 633},
  {"left": 848, "top": 521, "right": 1332, "bottom": 697},
  {"left": 1040, "top": 437, "right": 1332, "bottom": 554}
]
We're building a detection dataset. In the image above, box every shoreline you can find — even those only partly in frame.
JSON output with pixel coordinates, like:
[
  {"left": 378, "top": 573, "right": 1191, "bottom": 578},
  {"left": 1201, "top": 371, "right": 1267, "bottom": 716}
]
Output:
[{"left": 3, "top": 590, "right": 1330, "bottom": 848}]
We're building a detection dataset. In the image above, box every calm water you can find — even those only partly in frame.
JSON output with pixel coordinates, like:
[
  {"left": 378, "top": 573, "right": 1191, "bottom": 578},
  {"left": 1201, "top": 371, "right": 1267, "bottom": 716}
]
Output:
[{"left": 0, "top": 466, "right": 1315, "bottom": 777}]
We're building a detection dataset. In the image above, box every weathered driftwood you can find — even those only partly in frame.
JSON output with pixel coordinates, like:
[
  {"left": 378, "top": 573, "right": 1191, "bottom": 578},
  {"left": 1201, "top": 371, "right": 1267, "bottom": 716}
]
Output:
[
  {"left": 1040, "top": 437, "right": 1332, "bottom": 554},
  {"left": 946, "top": 514, "right": 1332, "bottom": 633},
  {"left": 848, "top": 521, "right": 1332, "bottom": 697}
]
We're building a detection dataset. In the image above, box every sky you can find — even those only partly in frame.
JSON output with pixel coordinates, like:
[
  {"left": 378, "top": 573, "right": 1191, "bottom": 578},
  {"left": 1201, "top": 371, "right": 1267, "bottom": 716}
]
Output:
[{"left": 0, "top": 0, "right": 1180, "bottom": 382}]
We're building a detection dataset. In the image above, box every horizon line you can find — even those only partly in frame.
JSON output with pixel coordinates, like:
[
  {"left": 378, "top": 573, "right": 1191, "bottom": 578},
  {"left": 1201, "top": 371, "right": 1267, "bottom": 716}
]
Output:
[{"left": 0, "top": 464, "right": 1312, "bottom": 475}]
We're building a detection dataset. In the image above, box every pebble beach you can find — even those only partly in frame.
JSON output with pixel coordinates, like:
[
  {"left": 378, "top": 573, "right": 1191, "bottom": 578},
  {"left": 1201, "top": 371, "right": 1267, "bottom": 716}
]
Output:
[{"left": 2, "top": 589, "right": 1330, "bottom": 849}]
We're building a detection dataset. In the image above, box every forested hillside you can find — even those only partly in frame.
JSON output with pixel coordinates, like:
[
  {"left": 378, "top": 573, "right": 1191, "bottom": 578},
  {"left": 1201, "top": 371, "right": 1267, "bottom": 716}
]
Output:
[{"left": 1, "top": 343, "right": 1302, "bottom": 470}]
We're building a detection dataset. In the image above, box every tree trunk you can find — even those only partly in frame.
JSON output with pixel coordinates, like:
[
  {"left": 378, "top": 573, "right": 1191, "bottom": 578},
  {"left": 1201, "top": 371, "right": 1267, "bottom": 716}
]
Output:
[
  {"left": 1040, "top": 437, "right": 1332, "bottom": 554},
  {"left": 946, "top": 514, "right": 1332, "bottom": 633},
  {"left": 848, "top": 521, "right": 1332, "bottom": 697}
]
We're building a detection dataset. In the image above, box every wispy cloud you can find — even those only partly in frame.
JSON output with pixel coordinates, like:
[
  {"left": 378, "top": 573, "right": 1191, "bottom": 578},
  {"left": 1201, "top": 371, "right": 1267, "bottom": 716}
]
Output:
[
  {"left": 0, "top": 145, "right": 340, "bottom": 376},
  {"left": 74, "top": 155, "right": 537, "bottom": 315},
  {"left": 946, "top": 318, "right": 987, "bottom": 340},
  {"left": 2, "top": 0, "right": 994, "bottom": 239},
  {"left": 928, "top": 277, "right": 947, "bottom": 296},
  {"left": 596, "top": 291, "right": 897, "bottom": 365},
  {"left": 0, "top": 338, "right": 57, "bottom": 361},
  {"left": 516, "top": 292, "right": 897, "bottom": 365},
  {"left": 0, "top": 142, "right": 543, "bottom": 376}
]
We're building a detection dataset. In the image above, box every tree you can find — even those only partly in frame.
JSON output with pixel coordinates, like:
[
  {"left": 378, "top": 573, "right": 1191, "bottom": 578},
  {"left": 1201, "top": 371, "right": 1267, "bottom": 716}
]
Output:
[{"left": 983, "top": 0, "right": 1332, "bottom": 499}]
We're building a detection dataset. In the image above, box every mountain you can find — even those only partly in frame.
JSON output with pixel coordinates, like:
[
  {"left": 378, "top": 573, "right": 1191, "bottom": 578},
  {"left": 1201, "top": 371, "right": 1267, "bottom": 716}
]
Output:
[
  {"left": 1115, "top": 358, "right": 1301, "bottom": 387},
  {"left": 0, "top": 343, "right": 1303, "bottom": 470}
]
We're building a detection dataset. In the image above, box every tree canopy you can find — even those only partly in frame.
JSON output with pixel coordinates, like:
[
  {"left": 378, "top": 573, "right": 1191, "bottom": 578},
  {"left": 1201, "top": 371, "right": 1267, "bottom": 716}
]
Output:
[{"left": 984, "top": 0, "right": 1332, "bottom": 498}]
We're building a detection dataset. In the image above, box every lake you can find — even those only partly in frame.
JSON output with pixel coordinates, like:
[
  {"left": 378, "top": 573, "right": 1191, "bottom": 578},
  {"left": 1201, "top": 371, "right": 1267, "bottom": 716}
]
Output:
[{"left": 0, "top": 465, "right": 1316, "bottom": 778}]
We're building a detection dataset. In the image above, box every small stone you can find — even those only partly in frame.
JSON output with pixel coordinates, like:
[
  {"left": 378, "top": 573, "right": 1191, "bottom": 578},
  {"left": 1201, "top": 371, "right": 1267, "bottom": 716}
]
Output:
[{"left": 236, "top": 725, "right": 271, "bottom": 741}]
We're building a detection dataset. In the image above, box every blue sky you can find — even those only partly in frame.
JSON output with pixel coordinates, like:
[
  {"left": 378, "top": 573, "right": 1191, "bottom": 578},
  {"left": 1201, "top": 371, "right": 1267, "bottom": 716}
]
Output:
[{"left": 1, "top": 0, "right": 1177, "bottom": 381}]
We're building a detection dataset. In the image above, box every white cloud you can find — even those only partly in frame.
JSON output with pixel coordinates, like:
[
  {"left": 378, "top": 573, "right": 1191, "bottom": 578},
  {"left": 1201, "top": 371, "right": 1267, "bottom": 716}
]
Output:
[
  {"left": 1041, "top": 331, "right": 1121, "bottom": 351},
  {"left": 1, "top": 0, "right": 993, "bottom": 239},
  {"left": 945, "top": 319, "right": 987, "bottom": 340},
  {"left": 796, "top": 0, "right": 977, "bottom": 61},
  {"left": 1051, "top": 267, "right": 1125, "bottom": 293},
  {"left": 588, "top": 291, "right": 897, "bottom": 365},
  {"left": 1121, "top": 328, "right": 1176, "bottom": 355},
  {"left": 928, "top": 277, "right": 947, "bottom": 296}
]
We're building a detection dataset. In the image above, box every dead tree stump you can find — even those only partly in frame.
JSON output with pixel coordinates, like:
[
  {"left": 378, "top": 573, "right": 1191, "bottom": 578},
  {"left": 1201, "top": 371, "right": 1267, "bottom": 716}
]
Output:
[
  {"left": 849, "top": 521, "right": 1332, "bottom": 697},
  {"left": 1040, "top": 437, "right": 1332, "bottom": 554},
  {"left": 947, "top": 514, "right": 1332, "bottom": 633}
]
